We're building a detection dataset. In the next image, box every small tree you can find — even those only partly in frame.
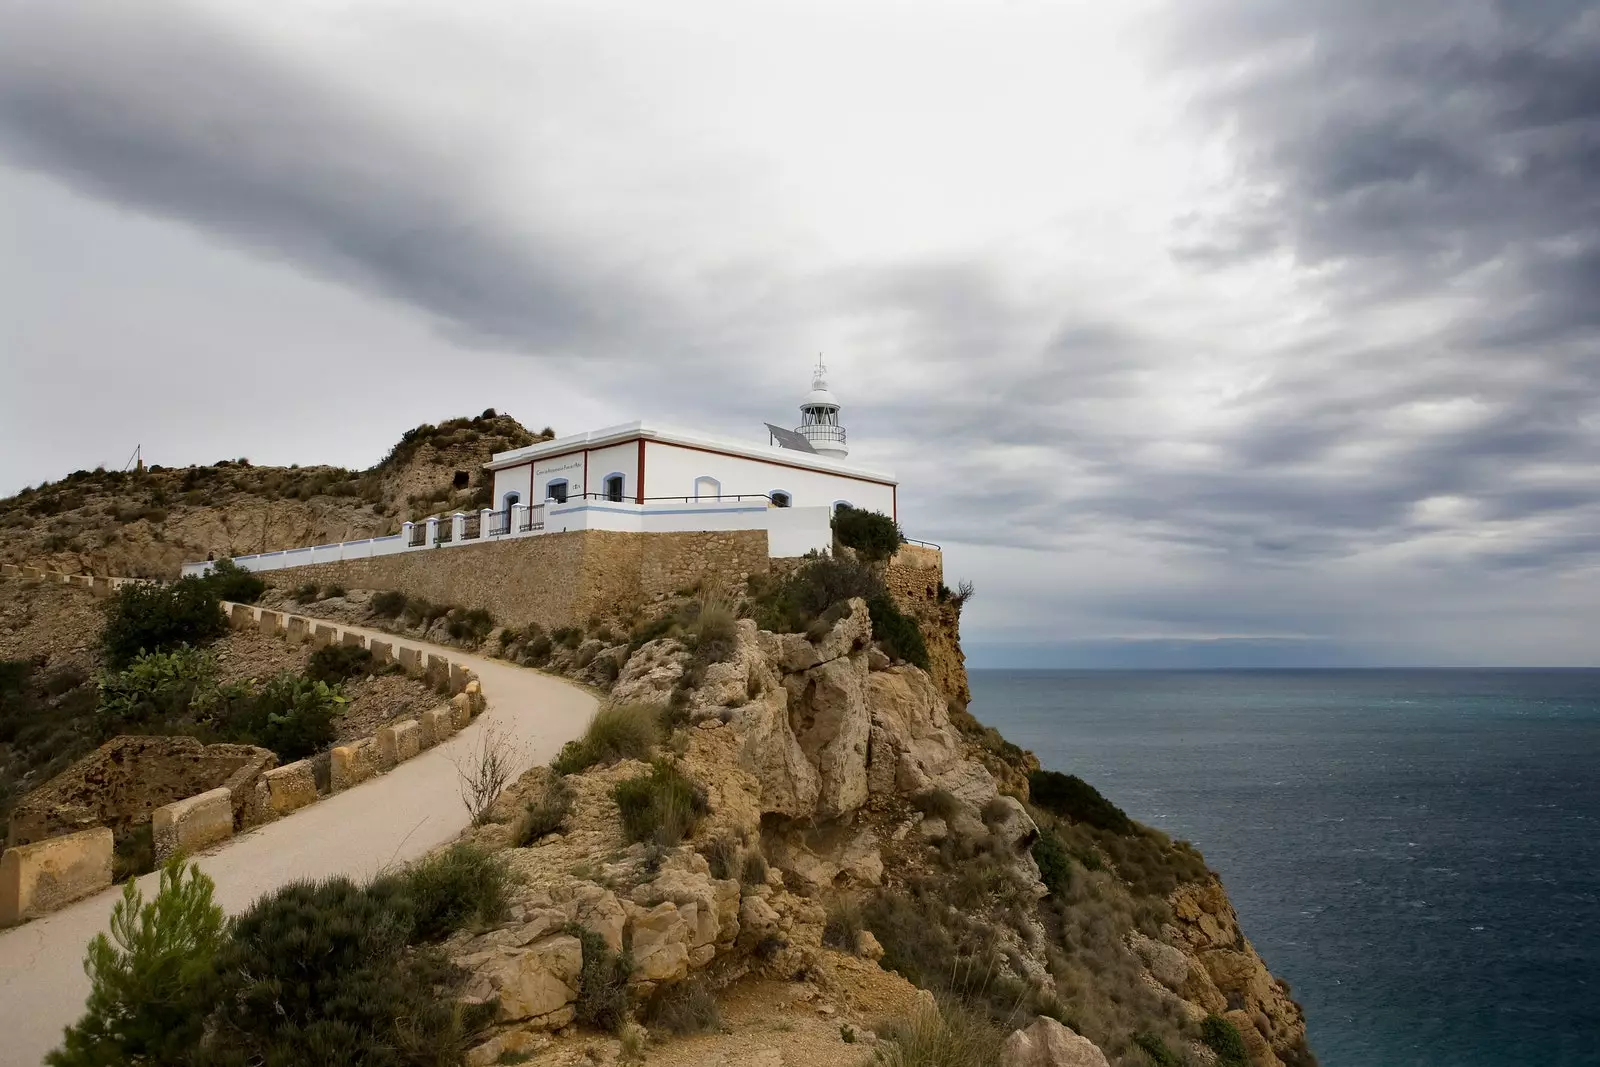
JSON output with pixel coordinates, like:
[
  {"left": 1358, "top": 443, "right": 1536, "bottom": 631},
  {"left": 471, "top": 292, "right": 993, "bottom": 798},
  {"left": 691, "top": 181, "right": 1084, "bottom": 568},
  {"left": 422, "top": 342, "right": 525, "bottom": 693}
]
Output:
[
  {"left": 101, "top": 578, "right": 227, "bottom": 670},
  {"left": 831, "top": 506, "right": 903, "bottom": 563},
  {"left": 49, "top": 858, "right": 225, "bottom": 1067},
  {"left": 199, "top": 559, "right": 266, "bottom": 604},
  {"left": 452, "top": 722, "right": 523, "bottom": 824}
]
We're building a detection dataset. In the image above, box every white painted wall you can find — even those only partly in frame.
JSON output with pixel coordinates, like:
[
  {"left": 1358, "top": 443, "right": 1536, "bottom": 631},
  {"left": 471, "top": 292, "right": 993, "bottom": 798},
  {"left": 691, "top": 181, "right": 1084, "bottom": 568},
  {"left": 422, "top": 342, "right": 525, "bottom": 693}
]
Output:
[
  {"left": 585, "top": 442, "right": 640, "bottom": 501},
  {"left": 491, "top": 463, "right": 533, "bottom": 511},
  {"left": 768, "top": 506, "right": 833, "bottom": 556},
  {"left": 533, "top": 452, "right": 586, "bottom": 502},
  {"left": 643, "top": 440, "right": 896, "bottom": 515}
]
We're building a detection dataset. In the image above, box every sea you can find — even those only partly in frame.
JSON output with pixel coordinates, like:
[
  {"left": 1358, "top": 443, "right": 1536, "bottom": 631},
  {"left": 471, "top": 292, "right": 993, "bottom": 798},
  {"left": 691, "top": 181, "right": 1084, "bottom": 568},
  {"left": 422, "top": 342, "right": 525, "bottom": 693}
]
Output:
[{"left": 969, "top": 669, "right": 1600, "bottom": 1067}]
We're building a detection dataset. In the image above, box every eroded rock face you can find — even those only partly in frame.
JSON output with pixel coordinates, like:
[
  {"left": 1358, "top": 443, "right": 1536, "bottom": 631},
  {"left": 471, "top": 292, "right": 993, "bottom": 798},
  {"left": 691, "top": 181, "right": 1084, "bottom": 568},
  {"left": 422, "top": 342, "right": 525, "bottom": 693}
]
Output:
[
  {"left": 865, "top": 665, "right": 963, "bottom": 794},
  {"left": 785, "top": 655, "right": 872, "bottom": 819},
  {"left": 610, "top": 638, "right": 687, "bottom": 705},
  {"left": 460, "top": 933, "right": 583, "bottom": 1028},
  {"left": 1000, "top": 1016, "right": 1112, "bottom": 1067}
]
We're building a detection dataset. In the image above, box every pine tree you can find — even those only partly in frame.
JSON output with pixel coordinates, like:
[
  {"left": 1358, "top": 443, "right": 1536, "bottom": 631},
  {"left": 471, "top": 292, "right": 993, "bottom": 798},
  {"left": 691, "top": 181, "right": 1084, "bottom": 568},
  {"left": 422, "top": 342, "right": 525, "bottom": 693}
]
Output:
[{"left": 48, "top": 858, "right": 225, "bottom": 1067}]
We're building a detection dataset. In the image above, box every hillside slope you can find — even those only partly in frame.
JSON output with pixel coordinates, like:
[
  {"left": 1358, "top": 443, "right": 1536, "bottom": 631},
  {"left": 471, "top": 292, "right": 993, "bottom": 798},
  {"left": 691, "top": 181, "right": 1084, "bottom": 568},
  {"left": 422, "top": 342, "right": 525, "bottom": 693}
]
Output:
[{"left": 0, "top": 412, "right": 549, "bottom": 579}]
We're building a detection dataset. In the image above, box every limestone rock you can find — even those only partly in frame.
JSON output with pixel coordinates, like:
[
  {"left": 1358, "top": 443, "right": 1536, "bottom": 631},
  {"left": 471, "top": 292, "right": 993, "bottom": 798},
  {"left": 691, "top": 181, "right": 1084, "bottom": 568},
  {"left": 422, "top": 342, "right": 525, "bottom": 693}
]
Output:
[
  {"left": 466, "top": 1028, "right": 550, "bottom": 1067},
  {"left": 627, "top": 901, "right": 691, "bottom": 983},
  {"left": 932, "top": 759, "right": 1000, "bottom": 809},
  {"left": 610, "top": 638, "right": 689, "bottom": 704},
  {"left": 461, "top": 934, "right": 583, "bottom": 1027},
  {"left": 1129, "top": 933, "right": 1190, "bottom": 993},
  {"left": 811, "top": 598, "right": 872, "bottom": 663},
  {"left": 785, "top": 655, "right": 871, "bottom": 818},
  {"left": 864, "top": 666, "right": 963, "bottom": 794},
  {"left": 731, "top": 688, "right": 821, "bottom": 817},
  {"left": 999, "top": 1016, "right": 1112, "bottom": 1067},
  {"left": 856, "top": 930, "right": 885, "bottom": 961},
  {"left": 568, "top": 883, "right": 627, "bottom": 954},
  {"left": 985, "top": 794, "right": 1040, "bottom": 852}
]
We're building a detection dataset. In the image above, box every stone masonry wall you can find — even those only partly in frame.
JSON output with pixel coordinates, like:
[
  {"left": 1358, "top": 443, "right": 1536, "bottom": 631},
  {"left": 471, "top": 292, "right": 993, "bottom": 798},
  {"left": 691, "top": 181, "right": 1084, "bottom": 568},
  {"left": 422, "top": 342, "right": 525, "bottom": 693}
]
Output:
[
  {"left": 7, "top": 736, "right": 275, "bottom": 848},
  {"left": 884, "top": 544, "right": 971, "bottom": 707},
  {"left": 260, "top": 529, "right": 770, "bottom": 631}
]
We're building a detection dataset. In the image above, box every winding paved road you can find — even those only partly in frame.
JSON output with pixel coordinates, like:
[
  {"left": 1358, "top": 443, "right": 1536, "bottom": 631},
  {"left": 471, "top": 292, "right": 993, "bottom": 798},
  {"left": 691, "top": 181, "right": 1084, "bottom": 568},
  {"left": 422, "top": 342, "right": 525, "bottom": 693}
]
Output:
[{"left": 0, "top": 621, "right": 597, "bottom": 1067}]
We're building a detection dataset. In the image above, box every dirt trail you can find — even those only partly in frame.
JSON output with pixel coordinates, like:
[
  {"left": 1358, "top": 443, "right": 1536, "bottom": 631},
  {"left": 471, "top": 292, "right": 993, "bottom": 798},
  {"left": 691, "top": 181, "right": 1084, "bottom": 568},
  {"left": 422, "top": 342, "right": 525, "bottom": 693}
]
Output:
[{"left": 0, "top": 622, "right": 596, "bottom": 1067}]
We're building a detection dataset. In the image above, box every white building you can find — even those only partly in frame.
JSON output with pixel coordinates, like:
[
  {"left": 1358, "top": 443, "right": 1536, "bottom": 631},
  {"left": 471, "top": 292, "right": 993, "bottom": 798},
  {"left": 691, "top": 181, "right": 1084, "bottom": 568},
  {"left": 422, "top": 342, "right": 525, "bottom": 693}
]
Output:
[
  {"left": 181, "top": 364, "right": 898, "bottom": 576},
  {"left": 488, "top": 362, "right": 893, "bottom": 517}
]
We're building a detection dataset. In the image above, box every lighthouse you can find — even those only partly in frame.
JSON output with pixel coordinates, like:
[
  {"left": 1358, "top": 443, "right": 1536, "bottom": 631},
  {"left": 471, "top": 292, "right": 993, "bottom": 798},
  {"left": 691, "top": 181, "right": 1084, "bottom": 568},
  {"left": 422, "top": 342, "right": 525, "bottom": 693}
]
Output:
[{"left": 795, "top": 358, "right": 848, "bottom": 459}]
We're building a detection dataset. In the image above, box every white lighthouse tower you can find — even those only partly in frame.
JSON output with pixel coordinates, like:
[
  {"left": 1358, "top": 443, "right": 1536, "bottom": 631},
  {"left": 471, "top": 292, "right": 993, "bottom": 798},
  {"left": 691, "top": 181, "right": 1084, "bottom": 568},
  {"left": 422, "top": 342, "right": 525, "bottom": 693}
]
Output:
[{"left": 795, "top": 358, "right": 848, "bottom": 459}]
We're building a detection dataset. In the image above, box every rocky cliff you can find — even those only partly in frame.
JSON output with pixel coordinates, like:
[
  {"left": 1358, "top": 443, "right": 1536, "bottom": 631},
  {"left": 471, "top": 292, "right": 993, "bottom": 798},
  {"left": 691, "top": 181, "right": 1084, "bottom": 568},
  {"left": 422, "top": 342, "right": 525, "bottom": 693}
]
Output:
[{"left": 443, "top": 595, "right": 1314, "bottom": 1067}]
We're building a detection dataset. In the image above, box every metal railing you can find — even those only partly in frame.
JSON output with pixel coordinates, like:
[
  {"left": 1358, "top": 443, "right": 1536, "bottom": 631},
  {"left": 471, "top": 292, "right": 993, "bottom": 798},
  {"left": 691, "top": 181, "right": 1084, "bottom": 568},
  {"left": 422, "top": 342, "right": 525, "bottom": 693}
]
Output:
[
  {"left": 519, "top": 504, "right": 545, "bottom": 533},
  {"left": 566, "top": 492, "right": 775, "bottom": 504},
  {"left": 901, "top": 536, "right": 942, "bottom": 551},
  {"left": 461, "top": 512, "right": 481, "bottom": 540},
  {"left": 407, "top": 525, "right": 426, "bottom": 548},
  {"left": 798, "top": 424, "right": 846, "bottom": 445},
  {"left": 434, "top": 523, "right": 453, "bottom": 545},
  {"left": 488, "top": 508, "right": 511, "bottom": 536}
]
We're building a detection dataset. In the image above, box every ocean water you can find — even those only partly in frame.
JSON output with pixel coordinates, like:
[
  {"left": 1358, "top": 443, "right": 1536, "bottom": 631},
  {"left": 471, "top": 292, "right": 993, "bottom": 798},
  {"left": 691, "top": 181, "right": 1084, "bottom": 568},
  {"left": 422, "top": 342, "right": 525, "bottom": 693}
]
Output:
[{"left": 969, "top": 669, "right": 1600, "bottom": 1067}]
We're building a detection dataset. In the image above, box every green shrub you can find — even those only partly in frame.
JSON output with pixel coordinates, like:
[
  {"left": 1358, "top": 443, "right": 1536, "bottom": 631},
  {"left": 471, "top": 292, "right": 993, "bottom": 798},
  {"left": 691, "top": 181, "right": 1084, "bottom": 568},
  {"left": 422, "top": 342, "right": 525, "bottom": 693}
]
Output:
[
  {"left": 628, "top": 613, "right": 679, "bottom": 651},
  {"left": 516, "top": 775, "right": 575, "bottom": 846},
  {"left": 48, "top": 858, "right": 225, "bottom": 1067},
  {"left": 522, "top": 633, "right": 553, "bottom": 666},
  {"left": 1031, "top": 827, "right": 1073, "bottom": 898},
  {"left": 1201, "top": 1014, "right": 1250, "bottom": 1067},
  {"left": 751, "top": 556, "right": 881, "bottom": 633},
  {"left": 612, "top": 761, "right": 708, "bottom": 846},
  {"left": 369, "top": 589, "right": 408, "bottom": 618},
  {"left": 101, "top": 578, "right": 226, "bottom": 669},
  {"left": 388, "top": 843, "right": 511, "bottom": 942},
  {"left": 551, "top": 703, "right": 662, "bottom": 775},
  {"left": 832, "top": 505, "right": 903, "bottom": 563},
  {"left": 218, "top": 673, "right": 343, "bottom": 760},
  {"left": 445, "top": 606, "right": 496, "bottom": 643},
  {"left": 200, "top": 558, "right": 266, "bottom": 604},
  {"left": 1028, "top": 770, "right": 1134, "bottom": 834},
  {"left": 306, "top": 643, "right": 374, "bottom": 684},
  {"left": 643, "top": 974, "right": 721, "bottom": 1035},
  {"left": 686, "top": 598, "right": 738, "bottom": 661},
  {"left": 867, "top": 594, "right": 930, "bottom": 670},
  {"left": 292, "top": 581, "right": 319, "bottom": 603},
  {"left": 323, "top": 583, "right": 346, "bottom": 599},
  {"left": 552, "top": 626, "right": 583, "bottom": 649},
  {"left": 205, "top": 876, "right": 492, "bottom": 1065},
  {"left": 567, "top": 924, "right": 632, "bottom": 1033},
  {"left": 1133, "top": 1031, "right": 1182, "bottom": 1067},
  {"left": 95, "top": 647, "right": 217, "bottom": 737}
]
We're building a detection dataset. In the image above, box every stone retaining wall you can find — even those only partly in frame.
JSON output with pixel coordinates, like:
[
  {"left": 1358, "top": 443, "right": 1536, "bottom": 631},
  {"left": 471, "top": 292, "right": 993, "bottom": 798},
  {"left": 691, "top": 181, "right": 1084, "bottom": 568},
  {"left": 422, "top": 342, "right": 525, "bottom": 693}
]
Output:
[
  {"left": 884, "top": 544, "right": 970, "bottom": 707},
  {"left": 0, "top": 827, "right": 113, "bottom": 927},
  {"left": 251, "top": 528, "right": 769, "bottom": 630}
]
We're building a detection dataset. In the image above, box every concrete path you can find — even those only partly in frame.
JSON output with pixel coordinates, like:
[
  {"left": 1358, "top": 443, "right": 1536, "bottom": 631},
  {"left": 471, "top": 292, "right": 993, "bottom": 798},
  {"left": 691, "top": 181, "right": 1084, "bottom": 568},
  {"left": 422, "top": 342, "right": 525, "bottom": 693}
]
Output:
[{"left": 0, "top": 623, "right": 597, "bottom": 1067}]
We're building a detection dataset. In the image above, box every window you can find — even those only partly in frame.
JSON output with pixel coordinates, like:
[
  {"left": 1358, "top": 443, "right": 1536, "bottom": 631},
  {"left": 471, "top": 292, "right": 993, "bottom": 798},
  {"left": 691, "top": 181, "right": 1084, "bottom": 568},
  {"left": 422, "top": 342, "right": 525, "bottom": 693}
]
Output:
[
  {"left": 832, "top": 499, "right": 852, "bottom": 513},
  {"left": 603, "top": 474, "right": 625, "bottom": 502},
  {"left": 770, "top": 491, "right": 791, "bottom": 508},
  {"left": 546, "top": 479, "right": 569, "bottom": 504},
  {"left": 502, "top": 492, "right": 520, "bottom": 511},
  {"left": 694, "top": 476, "right": 721, "bottom": 501}
]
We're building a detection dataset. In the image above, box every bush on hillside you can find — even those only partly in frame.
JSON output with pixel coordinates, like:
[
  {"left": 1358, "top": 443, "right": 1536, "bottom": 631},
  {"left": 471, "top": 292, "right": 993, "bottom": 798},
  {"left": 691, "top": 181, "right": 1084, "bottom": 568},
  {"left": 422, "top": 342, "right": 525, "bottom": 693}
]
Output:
[
  {"left": 383, "top": 843, "right": 511, "bottom": 943},
  {"left": 516, "top": 774, "right": 575, "bottom": 846},
  {"left": 1031, "top": 827, "right": 1073, "bottom": 898},
  {"left": 214, "top": 673, "right": 343, "bottom": 760},
  {"left": 200, "top": 558, "right": 266, "bottom": 604},
  {"left": 204, "top": 876, "right": 493, "bottom": 1066},
  {"left": 551, "top": 703, "right": 661, "bottom": 775},
  {"left": 369, "top": 589, "right": 408, "bottom": 618},
  {"left": 1028, "top": 770, "right": 1134, "bottom": 835},
  {"left": 305, "top": 643, "right": 373, "bottom": 684},
  {"left": 1202, "top": 1015, "right": 1251, "bottom": 1067},
  {"left": 867, "top": 593, "right": 930, "bottom": 670},
  {"left": 567, "top": 924, "right": 633, "bottom": 1033},
  {"left": 444, "top": 606, "right": 495, "bottom": 644},
  {"left": 95, "top": 647, "right": 219, "bottom": 738},
  {"left": 101, "top": 578, "right": 226, "bottom": 669},
  {"left": 613, "top": 761, "right": 708, "bottom": 847},
  {"left": 749, "top": 556, "right": 930, "bottom": 670},
  {"left": 48, "top": 859, "right": 225, "bottom": 1067},
  {"left": 874, "top": 1001, "right": 1005, "bottom": 1067},
  {"left": 832, "top": 505, "right": 903, "bottom": 563}
]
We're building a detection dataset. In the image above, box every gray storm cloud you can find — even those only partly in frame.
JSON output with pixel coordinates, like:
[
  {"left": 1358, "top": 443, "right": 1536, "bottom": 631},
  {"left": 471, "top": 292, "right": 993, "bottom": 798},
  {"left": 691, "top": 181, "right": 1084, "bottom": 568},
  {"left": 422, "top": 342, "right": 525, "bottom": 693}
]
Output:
[{"left": 3, "top": 0, "right": 1598, "bottom": 663}]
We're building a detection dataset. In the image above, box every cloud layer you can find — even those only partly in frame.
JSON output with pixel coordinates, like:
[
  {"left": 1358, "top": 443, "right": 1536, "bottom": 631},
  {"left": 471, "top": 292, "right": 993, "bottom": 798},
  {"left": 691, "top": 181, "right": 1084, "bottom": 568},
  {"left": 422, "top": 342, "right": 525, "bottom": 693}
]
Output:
[{"left": 3, "top": 0, "right": 1598, "bottom": 664}]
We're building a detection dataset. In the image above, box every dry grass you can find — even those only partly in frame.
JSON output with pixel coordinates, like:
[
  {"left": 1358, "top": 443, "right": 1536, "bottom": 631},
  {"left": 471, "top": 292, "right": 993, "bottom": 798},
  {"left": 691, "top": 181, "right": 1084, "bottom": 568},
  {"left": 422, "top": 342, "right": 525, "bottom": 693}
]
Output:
[
  {"left": 551, "top": 702, "right": 662, "bottom": 774},
  {"left": 871, "top": 1000, "right": 1006, "bottom": 1067}
]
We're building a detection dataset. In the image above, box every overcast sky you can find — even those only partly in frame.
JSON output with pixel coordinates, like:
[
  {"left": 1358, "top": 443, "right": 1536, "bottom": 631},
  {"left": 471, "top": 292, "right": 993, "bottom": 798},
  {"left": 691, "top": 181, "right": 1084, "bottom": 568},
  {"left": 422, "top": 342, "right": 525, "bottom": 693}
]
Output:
[{"left": 3, "top": 0, "right": 1598, "bottom": 667}]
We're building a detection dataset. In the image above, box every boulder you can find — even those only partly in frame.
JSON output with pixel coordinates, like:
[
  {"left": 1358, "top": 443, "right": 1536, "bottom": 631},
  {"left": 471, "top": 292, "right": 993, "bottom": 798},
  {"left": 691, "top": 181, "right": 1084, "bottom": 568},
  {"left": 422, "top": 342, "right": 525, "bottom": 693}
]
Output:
[
  {"left": 785, "top": 655, "right": 871, "bottom": 818},
  {"left": 731, "top": 688, "right": 820, "bottom": 817},
  {"left": 627, "top": 901, "right": 691, "bottom": 983},
  {"left": 865, "top": 666, "right": 963, "bottom": 794},
  {"left": 609, "top": 638, "right": 687, "bottom": 705},
  {"left": 810, "top": 598, "right": 872, "bottom": 663},
  {"left": 856, "top": 930, "right": 885, "bottom": 961},
  {"left": 461, "top": 934, "right": 583, "bottom": 1027},
  {"left": 568, "top": 883, "right": 627, "bottom": 954},
  {"left": 1129, "top": 933, "right": 1191, "bottom": 993},
  {"left": 999, "top": 1016, "right": 1112, "bottom": 1067}
]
